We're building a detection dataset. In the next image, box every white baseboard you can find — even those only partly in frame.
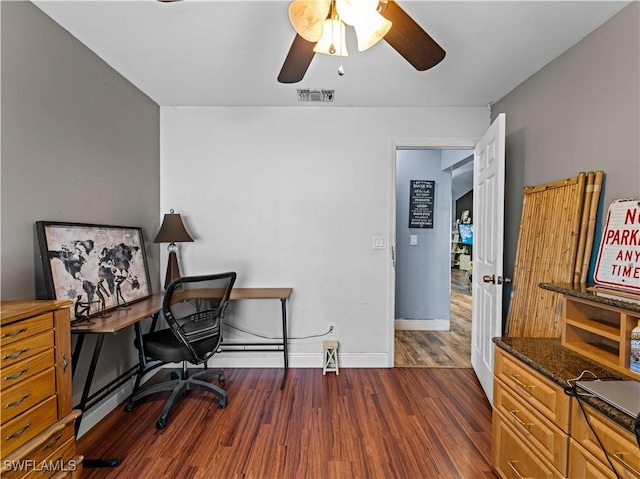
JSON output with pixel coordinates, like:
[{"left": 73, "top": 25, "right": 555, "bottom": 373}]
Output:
[
  {"left": 394, "top": 319, "right": 450, "bottom": 331},
  {"left": 210, "top": 351, "right": 389, "bottom": 368},
  {"left": 76, "top": 351, "right": 390, "bottom": 437}
]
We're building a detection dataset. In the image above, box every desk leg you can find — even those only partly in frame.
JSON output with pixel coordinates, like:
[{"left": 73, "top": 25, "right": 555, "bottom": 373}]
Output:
[
  {"left": 77, "top": 333, "right": 104, "bottom": 431},
  {"left": 131, "top": 321, "right": 146, "bottom": 395},
  {"left": 71, "top": 334, "right": 85, "bottom": 380},
  {"left": 280, "top": 298, "right": 289, "bottom": 390},
  {"left": 75, "top": 334, "right": 122, "bottom": 468}
]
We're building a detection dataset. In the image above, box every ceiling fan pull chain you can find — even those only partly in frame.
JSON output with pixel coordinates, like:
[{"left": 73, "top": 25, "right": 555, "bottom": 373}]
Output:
[{"left": 337, "top": 6, "right": 345, "bottom": 76}]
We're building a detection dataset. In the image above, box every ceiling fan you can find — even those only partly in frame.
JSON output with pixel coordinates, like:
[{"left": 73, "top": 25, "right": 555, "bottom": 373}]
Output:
[{"left": 278, "top": 0, "right": 446, "bottom": 84}]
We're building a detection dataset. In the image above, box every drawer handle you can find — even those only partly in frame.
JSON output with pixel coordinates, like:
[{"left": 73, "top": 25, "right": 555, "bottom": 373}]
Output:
[
  {"left": 508, "top": 460, "right": 529, "bottom": 479},
  {"left": 510, "top": 374, "right": 533, "bottom": 392},
  {"left": 43, "top": 433, "right": 63, "bottom": 451},
  {"left": 508, "top": 409, "right": 532, "bottom": 431},
  {"left": 61, "top": 353, "right": 69, "bottom": 373},
  {"left": 3, "top": 348, "right": 28, "bottom": 361},
  {"left": 6, "top": 423, "right": 30, "bottom": 441},
  {"left": 3, "top": 368, "right": 28, "bottom": 381},
  {"left": 1, "top": 328, "right": 27, "bottom": 339},
  {"left": 613, "top": 452, "right": 640, "bottom": 476},
  {"left": 5, "top": 394, "right": 30, "bottom": 409}
]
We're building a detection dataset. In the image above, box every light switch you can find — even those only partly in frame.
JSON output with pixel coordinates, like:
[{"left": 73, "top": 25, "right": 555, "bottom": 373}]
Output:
[
  {"left": 373, "top": 236, "right": 385, "bottom": 249},
  {"left": 410, "top": 235, "right": 418, "bottom": 246}
]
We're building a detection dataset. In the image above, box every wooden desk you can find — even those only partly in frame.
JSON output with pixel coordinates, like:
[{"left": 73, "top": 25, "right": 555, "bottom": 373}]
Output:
[
  {"left": 225, "top": 288, "right": 292, "bottom": 389},
  {"left": 71, "top": 287, "right": 292, "bottom": 431}
]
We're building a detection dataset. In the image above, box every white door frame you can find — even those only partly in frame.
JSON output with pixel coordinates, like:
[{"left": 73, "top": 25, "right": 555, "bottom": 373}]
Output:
[{"left": 387, "top": 137, "right": 479, "bottom": 367}]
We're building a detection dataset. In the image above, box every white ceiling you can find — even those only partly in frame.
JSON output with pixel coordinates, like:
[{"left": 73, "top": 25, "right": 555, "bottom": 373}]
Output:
[{"left": 33, "top": 0, "right": 631, "bottom": 107}]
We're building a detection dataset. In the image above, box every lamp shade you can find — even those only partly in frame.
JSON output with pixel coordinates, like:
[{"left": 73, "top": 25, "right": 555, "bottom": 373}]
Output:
[
  {"left": 335, "top": 0, "right": 378, "bottom": 26},
  {"left": 288, "top": 0, "right": 331, "bottom": 42},
  {"left": 352, "top": 10, "right": 391, "bottom": 51},
  {"left": 336, "top": 0, "right": 390, "bottom": 51},
  {"left": 313, "top": 18, "right": 348, "bottom": 56},
  {"left": 153, "top": 210, "right": 194, "bottom": 244}
]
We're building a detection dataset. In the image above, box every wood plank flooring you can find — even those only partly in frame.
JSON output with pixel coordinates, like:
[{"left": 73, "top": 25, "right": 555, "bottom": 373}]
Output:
[
  {"left": 77, "top": 367, "right": 495, "bottom": 479},
  {"left": 395, "top": 269, "right": 472, "bottom": 368}
]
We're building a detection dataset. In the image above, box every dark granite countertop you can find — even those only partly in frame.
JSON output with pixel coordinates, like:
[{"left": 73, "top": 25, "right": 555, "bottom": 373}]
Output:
[
  {"left": 493, "top": 337, "right": 637, "bottom": 433},
  {"left": 540, "top": 282, "right": 640, "bottom": 313}
]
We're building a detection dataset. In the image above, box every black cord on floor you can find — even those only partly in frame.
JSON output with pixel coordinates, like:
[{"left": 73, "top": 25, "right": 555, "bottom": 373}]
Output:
[{"left": 563, "top": 385, "right": 622, "bottom": 479}]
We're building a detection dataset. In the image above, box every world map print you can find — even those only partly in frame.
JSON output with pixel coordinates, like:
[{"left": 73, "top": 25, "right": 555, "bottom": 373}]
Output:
[{"left": 41, "top": 224, "right": 151, "bottom": 318}]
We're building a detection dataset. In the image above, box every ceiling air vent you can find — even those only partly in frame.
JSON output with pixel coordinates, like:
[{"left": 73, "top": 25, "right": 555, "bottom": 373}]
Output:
[{"left": 297, "top": 89, "right": 334, "bottom": 102}]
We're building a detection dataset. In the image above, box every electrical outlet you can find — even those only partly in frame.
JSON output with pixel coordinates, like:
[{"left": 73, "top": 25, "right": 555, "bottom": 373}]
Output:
[{"left": 328, "top": 323, "right": 336, "bottom": 336}]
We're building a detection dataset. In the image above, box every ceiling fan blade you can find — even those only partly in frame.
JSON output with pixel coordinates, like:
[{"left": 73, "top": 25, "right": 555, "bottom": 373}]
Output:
[
  {"left": 381, "top": 1, "right": 446, "bottom": 71},
  {"left": 278, "top": 34, "right": 317, "bottom": 84}
]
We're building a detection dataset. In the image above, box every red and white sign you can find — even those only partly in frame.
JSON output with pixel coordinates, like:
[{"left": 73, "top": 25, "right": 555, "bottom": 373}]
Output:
[{"left": 594, "top": 198, "right": 640, "bottom": 292}]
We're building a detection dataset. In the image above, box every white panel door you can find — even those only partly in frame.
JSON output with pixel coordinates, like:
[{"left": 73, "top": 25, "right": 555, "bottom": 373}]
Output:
[{"left": 471, "top": 113, "right": 505, "bottom": 404}]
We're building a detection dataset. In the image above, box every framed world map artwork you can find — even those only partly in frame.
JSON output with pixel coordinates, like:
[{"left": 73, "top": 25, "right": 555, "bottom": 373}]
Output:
[{"left": 36, "top": 221, "right": 152, "bottom": 320}]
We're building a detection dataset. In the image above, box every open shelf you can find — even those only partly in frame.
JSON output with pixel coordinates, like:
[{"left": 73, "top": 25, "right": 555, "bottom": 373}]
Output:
[
  {"left": 562, "top": 295, "right": 640, "bottom": 379},
  {"left": 565, "top": 317, "right": 620, "bottom": 341},
  {"left": 563, "top": 341, "right": 620, "bottom": 366}
]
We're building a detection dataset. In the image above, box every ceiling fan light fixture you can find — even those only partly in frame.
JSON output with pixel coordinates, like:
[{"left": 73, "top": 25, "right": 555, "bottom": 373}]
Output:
[
  {"left": 313, "top": 19, "right": 348, "bottom": 56},
  {"left": 335, "top": 0, "right": 378, "bottom": 26},
  {"left": 352, "top": 11, "right": 391, "bottom": 51},
  {"left": 288, "top": 0, "right": 331, "bottom": 42},
  {"left": 335, "top": 0, "right": 390, "bottom": 51}
]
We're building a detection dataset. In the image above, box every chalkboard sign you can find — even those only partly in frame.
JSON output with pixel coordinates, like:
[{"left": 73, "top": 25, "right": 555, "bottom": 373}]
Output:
[{"left": 409, "top": 180, "right": 435, "bottom": 228}]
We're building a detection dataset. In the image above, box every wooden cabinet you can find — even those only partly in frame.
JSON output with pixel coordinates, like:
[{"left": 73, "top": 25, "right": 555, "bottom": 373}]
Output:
[
  {"left": 493, "top": 345, "right": 640, "bottom": 479},
  {"left": 492, "top": 347, "right": 570, "bottom": 478},
  {"left": 562, "top": 295, "right": 640, "bottom": 379},
  {"left": 1, "top": 301, "right": 83, "bottom": 478},
  {"left": 570, "top": 401, "right": 640, "bottom": 479}
]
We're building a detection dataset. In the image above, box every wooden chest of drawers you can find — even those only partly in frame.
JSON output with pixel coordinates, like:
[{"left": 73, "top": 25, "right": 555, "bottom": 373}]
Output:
[
  {"left": 1, "top": 301, "right": 83, "bottom": 479},
  {"left": 492, "top": 347, "right": 571, "bottom": 478}
]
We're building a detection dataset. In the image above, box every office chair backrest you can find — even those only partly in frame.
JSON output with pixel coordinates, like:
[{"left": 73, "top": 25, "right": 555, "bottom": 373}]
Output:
[{"left": 163, "top": 272, "right": 237, "bottom": 364}]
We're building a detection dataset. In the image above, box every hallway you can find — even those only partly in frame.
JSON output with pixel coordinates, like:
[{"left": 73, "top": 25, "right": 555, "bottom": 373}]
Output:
[{"left": 395, "top": 268, "right": 472, "bottom": 367}]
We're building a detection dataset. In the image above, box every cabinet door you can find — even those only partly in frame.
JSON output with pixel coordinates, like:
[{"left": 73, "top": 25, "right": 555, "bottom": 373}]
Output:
[
  {"left": 493, "top": 378, "right": 569, "bottom": 475},
  {"left": 571, "top": 402, "right": 640, "bottom": 479},
  {"left": 492, "top": 409, "right": 562, "bottom": 479},
  {"left": 570, "top": 440, "right": 619, "bottom": 479},
  {"left": 494, "top": 348, "right": 571, "bottom": 431}
]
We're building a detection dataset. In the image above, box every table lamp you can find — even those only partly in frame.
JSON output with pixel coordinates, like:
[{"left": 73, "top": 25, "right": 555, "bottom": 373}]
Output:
[{"left": 153, "top": 209, "right": 194, "bottom": 289}]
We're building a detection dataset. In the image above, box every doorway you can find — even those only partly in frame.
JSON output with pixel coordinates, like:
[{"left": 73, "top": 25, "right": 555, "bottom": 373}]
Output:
[
  {"left": 395, "top": 267, "right": 472, "bottom": 367},
  {"left": 389, "top": 144, "right": 475, "bottom": 368}
]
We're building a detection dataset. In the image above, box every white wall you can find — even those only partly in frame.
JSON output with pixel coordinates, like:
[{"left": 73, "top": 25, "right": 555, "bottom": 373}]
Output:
[
  {"left": 492, "top": 1, "right": 639, "bottom": 289},
  {"left": 161, "top": 106, "right": 488, "bottom": 367}
]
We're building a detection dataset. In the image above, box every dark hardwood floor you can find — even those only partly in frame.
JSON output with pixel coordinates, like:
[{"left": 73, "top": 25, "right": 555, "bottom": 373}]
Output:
[
  {"left": 395, "top": 268, "right": 472, "bottom": 367},
  {"left": 77, "top": 367, "right": 495, "bottom": 479}
]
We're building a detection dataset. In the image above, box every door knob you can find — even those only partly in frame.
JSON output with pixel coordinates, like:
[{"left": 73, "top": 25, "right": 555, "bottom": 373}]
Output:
[{"left": 483, "top": 274, "right": 496, "bottom": 284}]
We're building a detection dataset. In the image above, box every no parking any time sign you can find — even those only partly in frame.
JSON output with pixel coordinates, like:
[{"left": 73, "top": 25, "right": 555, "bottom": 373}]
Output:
[{"left": 594, "top": 198, "right": 640, "bottom": 292}]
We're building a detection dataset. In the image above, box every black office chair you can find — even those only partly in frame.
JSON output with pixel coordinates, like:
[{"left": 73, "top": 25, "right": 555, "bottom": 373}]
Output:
[{"left": 126, "top": 272, "right": 236, "bottom": 429}]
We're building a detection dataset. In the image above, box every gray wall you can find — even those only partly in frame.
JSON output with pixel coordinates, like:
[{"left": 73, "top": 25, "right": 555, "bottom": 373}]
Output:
[
  {"left": 395, "top": 149, "right": 452, "bottom": 320},
  {"left": 492, "top": 1, "right": 640, "bottom": 302},
  {"left": 1, "top": 2, "right": 160, "bottom": 411}
]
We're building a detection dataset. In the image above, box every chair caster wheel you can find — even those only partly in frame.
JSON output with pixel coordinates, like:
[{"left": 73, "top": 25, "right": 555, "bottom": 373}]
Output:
[
  {"left": 125, "top": 402, "right": 134, "bottom": 412},
  {"left": 170, "top": 371, "right": 179, "bottom": 380},
  {"left": 218, "top": 374, "right": 225, "bottom": 383},
  {"left": 218, "top": 399, "right": 227, "bottom": 409},
  {"left": 156, "top": 418, "right": 166, "bottom": 430}
]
